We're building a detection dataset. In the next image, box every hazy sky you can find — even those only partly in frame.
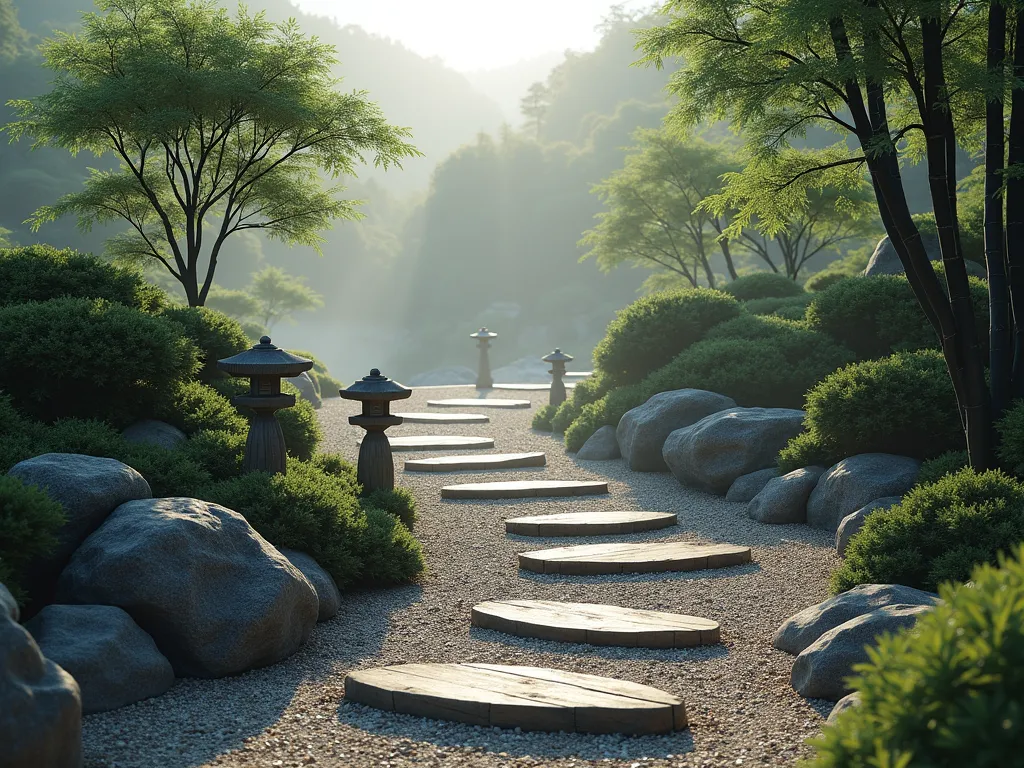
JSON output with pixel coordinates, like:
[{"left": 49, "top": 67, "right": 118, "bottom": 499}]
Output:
[{"left": 292, "top": 0, "right": 654, "bottom": 72}]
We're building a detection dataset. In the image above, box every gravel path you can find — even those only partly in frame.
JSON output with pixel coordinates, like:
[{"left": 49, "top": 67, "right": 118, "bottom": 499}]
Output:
[{"left": 81, "top": 386, "right": 837, "bottom": 768}]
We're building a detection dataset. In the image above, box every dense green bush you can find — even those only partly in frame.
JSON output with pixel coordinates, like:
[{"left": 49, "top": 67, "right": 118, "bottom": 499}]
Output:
[
  {"left": 918, "top": 450, "right": 970, "bottom": 486},
  {"left": 532, "top": 404, "right": 556, "bottom": 431},
  {"left": 288, "top": 349, "right": 342, "bottom": 398},
  {"left": 181, "top": 429, "right": 245, "bottom": 481},
  {"left": 348, "top": 507, "right": 425, "bottom": 585},
  {"left": 564, "top": 385, "right": 646, "bottom": 452},
  {"left": 158, "top": 381, "right": 248, "bottom": 436},
  {"left": 742, "top": 294, "right": 813, "bottom": 318},
  {"left": 997, "top": 400, "right": 1024, "bottom": 478},
  {"left": 0, "top": 395, "right": 46, "bottom": 472},
  {"left": 362, "top": 487, "right": 418, "bottom": 531},
  {"left": 568, "top": 372, "right": 611, "bottom": 408},
  {"left": 0, "top": 245, "right": 165, "bottom": 312},
  {"left": 0, "top": 475, "right": 66, "bottom": 604},
  {"left": 278, "top": 381, "right": 322, "bottom": 460},
  {"left": 550, "top": 399, "right": 579, "bottom": 434},
  {"left": 592, "top": 289, "right": 741, "bottom": 387},
  {"left": 778, "top": 350, "right": 962, "bottom": 472},
  {"left": 810, "top": 545, "right": 1024, "bottom": 767},
  {"left": 161, "top": 306, "right": 251, "bottom": 382},
  {"left": 0, "top": 298, "right": 199, "bottom": 426},
  {"left": 804, "top": 270, "right": 850, "bottom": 293},
  {"left": 832, "top": 468, "right": 1024, "bottom": 593},
  {"left": 722, "top": 272, "right": 805, "bottom": 300}
]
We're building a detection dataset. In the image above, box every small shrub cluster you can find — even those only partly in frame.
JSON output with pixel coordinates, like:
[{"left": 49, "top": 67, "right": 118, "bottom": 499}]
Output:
[
  {"left": 918, "top": 450, "right": 969, "bottom": 486},
  {"left": 564, "top": 385, "right": 646, "bottom": 452},
  {"left": 161, "top": 306, "right": 251, "bottom": 382},
  {"left": 722, "top": 272, "right": 805, "bottom": 300},
  {"left": 742, "top": 294, "right": 812, "bottom": 319},
  {"left": 362, "top": 486, "right": 418, "bottom": 531},
  {"left": 0, "top": 475, "right": 66, "bottom": 604},
  {"left": 289, "top": 349, "right": 343, "bottom": 398},
  {"left": 532, "top": 404, "right": 556, "bottom": 431},
  {"left": 803, "top": 270, "right": 850, "bottom": 293},
  {"left": 997, "top": 400, "right": 1024, "bottom": 477}
]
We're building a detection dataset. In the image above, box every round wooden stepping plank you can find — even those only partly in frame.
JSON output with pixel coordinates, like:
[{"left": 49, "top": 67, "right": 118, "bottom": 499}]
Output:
[
  {"left": 471, "top": 600, "right": 720, "bottom": 648},
  {"left": 344, "top": 663, "right": 686, "bottom": 734},
  {"left": 405, "top": 452, "right": 546, "bottom": 472},
  {"left": 427, "top": 398, "right": 531, "bottom": 409},
  {"left": 564, "top": 371, "right": 593, "bottom": 379},
  {"left": 519, "top": 541, "right": 752, "bottom": 575},
  {"left": 492, "top": 383, "right": 576, "bottom": 391},
  {"left": 395, "top": 412, "right": 490, "bottom": 424},
  {"left": 505, "top": 510, "right": 677, "bottom": 537},
  {"left": 357, "top": 435, "right": 494, "bottom": 451},
  {"left": 442, "top": 480, "right": 608, "bottom": 499}
]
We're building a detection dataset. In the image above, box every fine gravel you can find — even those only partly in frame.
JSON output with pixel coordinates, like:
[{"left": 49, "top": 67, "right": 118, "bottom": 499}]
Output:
[{"left": 81, "top": 386, "right": 838, "bottom": 768}]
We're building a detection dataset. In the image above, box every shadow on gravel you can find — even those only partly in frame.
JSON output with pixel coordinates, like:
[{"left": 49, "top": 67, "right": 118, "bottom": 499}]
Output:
[
  {"left": 516, "top": 561, "right": 762, "bottom": 585},
  {"left": 336, "top": 701, "right": 697, "bottom": 761}
]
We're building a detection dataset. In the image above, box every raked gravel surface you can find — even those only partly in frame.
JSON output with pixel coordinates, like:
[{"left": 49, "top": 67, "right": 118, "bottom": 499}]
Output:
[{"left": 81, "top": 386, "right": 838, "bottom": 768}]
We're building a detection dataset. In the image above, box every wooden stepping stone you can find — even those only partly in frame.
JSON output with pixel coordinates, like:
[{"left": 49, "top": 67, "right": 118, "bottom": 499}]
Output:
[
  {"left": 519, "top": 541, "right": 751, "bottom": 575},
  {"left": 358, "top": 435, "right": 494, "bottom": 451},
  {"left": 442, "top": 480, "right": 608, "bottom": 499},
  {"left": 565, "top": 371, "right": 593, "bottom": 379},
  {"left": 344, "top": 663, "right": 686, "bottom": 734},
  {"left": 395, "top": 412, "right": 490, "bottom": 424},
  {"left": 492, "top": 383, "right": 575, "bottom": 391},
  {"left": 405, "top": 452, "right": 546, "bottom": 472},
  {"left": 427, "top": 398, "right": 531, "bottom": 409},
  {"left": 505, "top": 510, "right": 677, "bottom": 537},
  {"left": 472, "top": 600, "right": 720, "bottom": 648}
]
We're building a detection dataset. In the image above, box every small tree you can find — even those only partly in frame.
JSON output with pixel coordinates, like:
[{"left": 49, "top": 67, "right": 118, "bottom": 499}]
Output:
[
  {"left": 4, "top": 0, "right": 418, "bottom": 307},
  {"left": 520, "top": 82, "right": 550, "bottom": 141},
  {"left": 249, "top": 266, "right": 323, "bottom": 330}
]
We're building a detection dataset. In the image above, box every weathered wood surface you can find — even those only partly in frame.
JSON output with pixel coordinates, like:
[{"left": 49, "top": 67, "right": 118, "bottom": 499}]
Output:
[
  {"left": 344, "top": 663, "right": 687, "bottom": 734},
  {"left": 405, "top": 452, "right": 546, "bottom": 472},
  {"left": 441, "top": 480, "right": 609, "bottom": 499},
  {"left": 492, "top": 383, "right": 576, "bottom": 391},
  {"left": 394, "top": 412, "right": 490, "bottom": 424},
  {"left": 357, "top": 435, "right": 494, "bottom": 451},
  {"left": 427, "top": 398, "right": 531, "bottom": 409},
  {"left": 505, "top": 510, "right": 676, "bottom": 537},
  {"left": 519, "top": 541, "right": 752, "bottom": 575},
  {"left": 472, "top": 600, "right": 720, "bottom": 648}
]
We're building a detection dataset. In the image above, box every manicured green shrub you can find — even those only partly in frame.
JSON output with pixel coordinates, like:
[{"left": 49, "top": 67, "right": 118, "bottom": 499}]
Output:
[
  {"left": 117, "top": 443, "right": 212, "bottom": 498},
  {"left": 348, "top": 507, "right": 424, "bottom": 586},
  {"left": 742, "top": 294, "right": 813, "bottom": 317},
  {"left": 532, "top": 404, "right": 556, "bottom": 431},
  {"left": 550, "top": 399, "right": 579, "bottom": 434},
  {"left": 997, "top": 400, "right": 1024, "bottom": 478},
  {"left": 309, "top": 452, "right": 358, "bottom": 482},
  {"left": 0, "top": 245, "right": 165, "bottom": 312},
  {"left": 776, "top": 430, "right": 827, "bottom": 473},
  {"left": 568, "top": 372, "right": 612, "bottom": 408},
  {"left": 804, "top": 270, "right": 850, "bottom": 293},
  {"left": 278, "top": 381, "right": 322, "bottom": 460},
  {"left": 158, "top": 381, "right": 248, "bottom": 436},
  {"left": 778, "top": 350, "right": 962, "bottom": 472},
  {"left": 181, "top": 429, "right": 245, "bottom": 480},
  {"left": 0, "top": 395, "right": 46, "bottom": 472},
  {"left": 918, "top": 450, "right": 970, "bottom": 486},
  {"left": 0, "top": 475, "right": 66, "bottom": 604},
  {"left": 161, "top": 306, "right": 251, "bottom": 382},
  {"left": 287, "top": 349, "right": 343, "bottom": 398},
  {"left": 832, "top": 468, "right": 1024, "bottom": 593},
  {"left": 362, "top": 487, "right": 418, "bottom": 531},
  {"left": 592, "top": 289, "right": 741, "bottom": 387},
  {"left": 0, "top": 298, "right": 200, "bottom": 426},
  {"left": 564, "top": 385, "right": 646, "bottom": 452},
  {"left": 809, "top": 544, "right": 1024, "bottom": 768},
  {"left": 722, "top": 272, "right": 805, "bottom": 300}
]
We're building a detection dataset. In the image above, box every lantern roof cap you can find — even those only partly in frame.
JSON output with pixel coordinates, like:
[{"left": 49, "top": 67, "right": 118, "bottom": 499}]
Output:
[
  {"left": 471, "top": 327, "right": 498, "bottom": 340},
  {"left": 542, "top": 348, "right": 573, "bottom": 363},
  {"left": 339, "top": 369, "right": 412, "bottom": 402},
  {"left": 217, "top": 337, "right": 313, "bottom": 377}
]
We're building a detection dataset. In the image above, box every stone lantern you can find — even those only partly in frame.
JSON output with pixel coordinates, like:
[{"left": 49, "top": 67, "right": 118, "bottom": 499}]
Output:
[
  {"left": 543, "top": 348, "right": 574, "bottom": 407},
  {"left": 340, "top": 368, "right": 412, "bottom": 493},
  {"left": 217, "top": 337, "right": 313, "bottom": 475},
  {"left": 471, "top": 327, "right": 498, "bottom": 389}
]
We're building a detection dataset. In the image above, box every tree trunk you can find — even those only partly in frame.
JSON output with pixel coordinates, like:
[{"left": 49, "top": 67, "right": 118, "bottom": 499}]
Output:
[
  {"left": 718, "top": 238, "right": 739, "bottom": 280},
  {"left": 1007, "top": 8, "right": 1024, "bottom": 398}
]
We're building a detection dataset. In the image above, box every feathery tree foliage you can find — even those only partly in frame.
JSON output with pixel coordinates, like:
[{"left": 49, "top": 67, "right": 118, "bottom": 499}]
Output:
[{"left": 4, "top": 0, "right": 418, "bottom": 306}]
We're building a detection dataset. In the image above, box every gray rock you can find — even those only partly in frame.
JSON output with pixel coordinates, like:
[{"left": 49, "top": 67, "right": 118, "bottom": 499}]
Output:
[
  {"left": 25, "top": 605, "right": 174, "bottom": 714},
  {"left": 792, "top": 604, "right": 933, "bottom": 700},
  {"left": 726, "top": 468, "right": 780, "bottom": 503},
  {"left": 617, "top": 390, "right": 737, "bottom": 472},
  {"left": 1, "top": 582, "right": 17, "bottom": 622},
  {"left": 807, "top": 454, "right": 920, "bottom": 533},
  {"left": 827, "top": 691, "right": 862, "bottom": 723},
  {"left": 406, "top": 366, "right": 477, "bottom": 386},
  {"left": 747, "top": 466, "right": 826, "bottom": 525},
  {"left": 278, "top": 548, "right": 340, "bottom": 622},
  {"left": 292, "top": 371, "right": 322, "bottom": 409},
  {"left": 662, "top": 408, "right": 806, "bottom": 494},
  {"left": 8, "top": 454, "right": 152, "bottom": 612},
  {"left": 0, "top": 613, "right": 82, "bottom": 768},
  {"left": 864, "top": 234, "right": 986, "bottom": 278},
  {"left": 577, "top": 425, "right": 621, "bottom": 461},
  {"left": 836, "top": 496, "right": 902, "bottom": 557},
  {"left": 122, "top": 419, "right": 187, "bottom": 450},
  {"left": 774, "top": 583, "right": 940, "bottom": 655},
  {"left": 56, "top": 497, "right": 318, "bottom": 678}
]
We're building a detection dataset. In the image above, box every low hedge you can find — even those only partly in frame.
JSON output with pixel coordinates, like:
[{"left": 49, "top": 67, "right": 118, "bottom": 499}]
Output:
[
  {"left": 722, "top": 272, "right": 805, "bottom": 300},
  {"left": 564, "top": 385, "right": 646, "bottom": 452},
  {"left": 742, "top": 294, "right": 813, "bottom": 318},
  {"left": 362, "top": 487, "right": 418, "bottom": 531},
  {"left": 0, "top": 475, "right": 66, "bottom": 605},
  {"left": 532, "top": 404, "right": 556, "bottom": 432},
  {"left": 161, "top": 306, "right": 251, "bottom": 383}
]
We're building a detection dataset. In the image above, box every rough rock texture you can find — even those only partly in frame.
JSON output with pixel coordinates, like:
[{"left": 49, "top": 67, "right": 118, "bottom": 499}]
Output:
[
  {"left": 726, "top": 468, "right": 781, "bottom": 503},
  {"left": 747, "top": 467, "right": 826, "bottom": 525},
  {"left": 1, "top": 582, "right": 17, "bottom": 622},
  {"left": 406, "top": 366, "right": 476, "bottom": 386},
  {"left": 774, "top": 583, "right": 939, "bottom": 655},
  {"left": 8, "top": 454, "right": 152, "bottom": 612},
  {"left": 278, "top": 548, "right": 340, "bottom": 622},
  {"left": 293, "top": 372, "right": 322, "bottom": 410},
  {"left": 836, "top": 496, "right": 902, "bottom": 557},
  {"left": 122, "top": 419, "right": 187, "bottom": 450},
  {"left": 663, "top": 408, "right": 806, "bottom": 495},
  {"left": 791, "top": 604, "right": 933, "bottom": 700},
  {"left": 0, "top": 611, "right": 82, "bottom": 768},
  {"left": 576, "top": 425, "right": 621, "bottom": 461},
  {"left": 26, "top": 605, "right": 175, "bottom": 715},
  {"left": 56, "top": 497, "right": 318, "bottom": 678},
  {"left": 807, "top": 454, "right": 921, "bottom": 533},
  {"left": 827, "top": 692, "right": 862, "bottom": 724},
  {"left": 864, "top": 233, "right": 986, "bottom": 278},
  {"left": 617, "top": 389, "right": 737, "bottom": 472}
]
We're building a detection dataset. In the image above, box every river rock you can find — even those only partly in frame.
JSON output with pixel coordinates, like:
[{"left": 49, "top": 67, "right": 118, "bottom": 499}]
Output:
[
  {"left": 122, "top": 419, "right": 187, "bottom": 450},
  {"left": 278, "top": 548, "right": 340, "bottom": 622},
  {"left": 747, "top": 466, "right": 825, "bottom": 524},
  {"left": 577, "top": 425, "right": 621, "bottom": 461},
  {"left": 726, "top": 468, "right": 780, "bottom": 503},
  {"left": 864, "top": 234, "right": 986, "bottom": 278},
  {"left": 292, "top": 372, "right": 322, "bottom": 409},
  {"left": 827, "top": 691, "right": 862, "bottom": 723},
  {"left": 807, "top": 454, "right": 920, "bottom": 533},
  {"left": 836, "top": 496, "right": 902, "bottom": 556}
]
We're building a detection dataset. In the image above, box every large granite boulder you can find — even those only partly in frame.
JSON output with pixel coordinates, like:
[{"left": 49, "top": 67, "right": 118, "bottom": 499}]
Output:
[
  {"left": 617, "top": 390, "right": 736, "bottom": 472},
  {"left": 774, "top": 583, "right": 939, "bottom": 655},
  {"left": 864, "top": 234, "right": 986, "bottom": 278},
  {"left": 292, "top": 371, "right": 322, "bottom": 409},
  {"left": 836, "top": 496, "right": 902, "bottom": 557},
  {"left": 747, "top": 466, "right": 826, "bottom": 525},
  {"left": 827, "top": 692, "right": 862, "bottom": 723},
  {"left": 726, "top": 468, "right": 780, "bottom": 503},
  {"left": 577, "top": 425, "right": 621, "bottom": 461},
  {"left": 56, "top": 497, "right": 318, "bottom": 678},
  {"left": 663, "top": 408, "right": 806, "bottom": 494},
  {"left": 807, "top": 454, "right": 920, "bottom": 533},
  {"left": 26, "top": 605, "right": 175, "bottom": 714},
  {"left": 791, "top": 604, "right": 933, "bottom": 700},
  {"left": 121, "top": 419, "right": 187, "bottom": 450},
  {"left": 0, "top": 610, "right": 82, "bottom": 767},
  {"left": 278, "top": 548, "right": 340, "bottom": 622},
  {"left": 8, "top": 454, "right": 152, "bottom": 612}
]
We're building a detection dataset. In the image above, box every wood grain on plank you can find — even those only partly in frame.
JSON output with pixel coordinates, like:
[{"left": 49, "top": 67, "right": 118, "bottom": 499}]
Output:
[
  {"left": 441, "top": 480, "right": 609, "bottom": 499},
  {"left": 394, "top": 412, "right": 490, "bottom": 424},
  {"left": 518, "top": 541, "right": 752, "bottom": 575},
  {"left": 427, "top": 398, "right": 532, "bottom": 409},
  {"left": 356, "top": 435, "right": 495, "bottom": 451},
  {"left": 405, "top": 452, "right": 546, "bottom": 472},
  {"left": 505, "top": 510, "right": 676, "bottom": 536}
]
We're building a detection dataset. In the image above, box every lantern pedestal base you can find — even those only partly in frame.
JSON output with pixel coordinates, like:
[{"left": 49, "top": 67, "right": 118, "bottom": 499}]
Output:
[
  {"left": 244, "top": 409, "right": 288, "bottom": 475},
  {"left": 357, "top": 429, "right": 395, "bottom": 493}
]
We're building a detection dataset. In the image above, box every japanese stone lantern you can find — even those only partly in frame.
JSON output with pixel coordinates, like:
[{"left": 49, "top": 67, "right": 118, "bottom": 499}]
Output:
[
  {"left": 471, "top": 327, "right": 498, "bottom": 389},
  {"left": 543, "top": 348, "right": 574, "bottom": 407},
  {"left": 340, "top": 368, "right": 412, "bottom": 493},
  {"left": 217, "top": 337, "right": 313, "bottom": 476}
]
